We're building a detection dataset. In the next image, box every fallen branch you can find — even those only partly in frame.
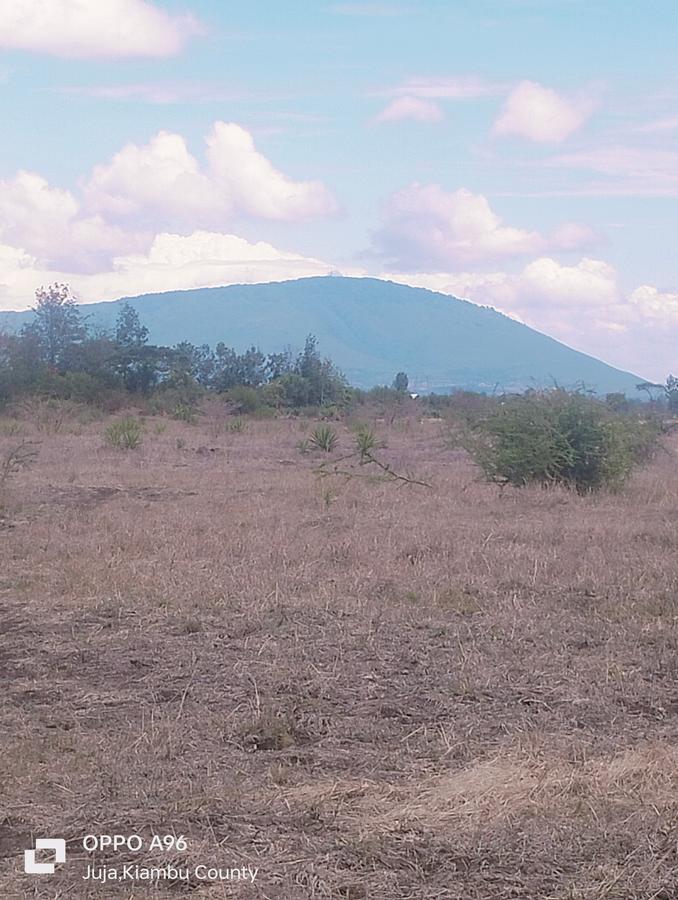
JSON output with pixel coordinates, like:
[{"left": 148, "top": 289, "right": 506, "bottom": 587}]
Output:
[{"left": 314, "top": 447, "right": 432, "bottom": 489}]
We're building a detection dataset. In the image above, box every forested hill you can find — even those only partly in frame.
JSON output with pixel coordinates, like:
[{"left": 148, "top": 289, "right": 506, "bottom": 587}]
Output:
[{"left": 0, "top": 276, "right": 641, "bottom": 393}]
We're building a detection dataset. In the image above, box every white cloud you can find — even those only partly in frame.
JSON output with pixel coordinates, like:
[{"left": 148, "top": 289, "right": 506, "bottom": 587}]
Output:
[
  {"left": 0, "top": 122, "right": 337, "bottom": 277},
  {"left": 0, "top": 171, "right": 142, "bottom": 272},
  {"left": 84, "top": 122, "right": 338, "bottom": 225},
  {"left": 518, "top": 257, "right": 620, "bottom": 310},
  {"left": 0, "top": 229, "right": 674, "bottom": 380},
  {"left": 205, "top": 123, "right": 337, "bottom": 220},
  {"left": 0, "top": 244, "right": 72, "bottom": 310},
  {"left": 0, "top": 231, "right": 349, "bottom": 311},
  {"left": 493, "top": 80, "right": 596, "bottom": 142},
  {"left": 374, "top": 96, "right": 444, "bottom": 124},
  {"left": 388, "top": 258, "right": 623, "bottom": 327},
  {"left": 0, "top": 0, "right": 203, "bottom": 59},
  {"left": 386, "top": 258, "right": 678, "bottom": 380},
  {"left": 84, "top": 132, "right": 212, "bottom": 220},
  {"left": 374, "top": 183, "right": 594, "bottom": 269},
  {"left": 88, "top": 232, "right": 342, "bottom": 298},
  {"left": 629, "top": 285, "right": 678, "bottom": 323}
]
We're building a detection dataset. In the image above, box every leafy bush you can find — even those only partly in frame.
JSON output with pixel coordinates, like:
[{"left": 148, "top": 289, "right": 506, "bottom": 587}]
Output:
[
  {"left": 464, "top": 390, "right": 660, "bottom": 492},
  {"left": 148, "top": 382, "right": 203, "bottom": 418},
  {"left": 221, "top": 387, "right": 277, "bottom": 419},
  {"left": 309, "top": 424, "right": 338, "bottom": 453},
  {"left": 104, "top": 417, "right": 143, "bottom": 450},
  {"left": 226, "top": 385, "right": 259, "bottom": 414}
]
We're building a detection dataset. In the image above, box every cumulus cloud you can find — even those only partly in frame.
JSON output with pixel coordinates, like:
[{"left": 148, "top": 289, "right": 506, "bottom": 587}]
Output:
[
  {"left": 386, "top": 258, "right": 678, "bottom": 379},
  {"left": 88, "top": 232, "right": 341, "bottom": 298},
  {"left": 493, "top": 80, "right": 596, "bottom": 142},
  {"left": 0, "top": 231, "right": 347, "bottom": 311},
  {"left": 84, "top": 122, "right": 338, "bottom": 225},
  {"left": 388, "top": 258, "right": 623, "bottom": 327},
  {"left": 518, "top": 257, "right": 620, "bottom": 310},
  {"left": 374, "top": 96, "right": 444, "bottom": 124},
  {"left": 371, "top": 75, "right": 505, "bottom": 130},
  {"left": 0, "top": 171, "right": 143, "bottom": 272},
  {"left": 629, "top": 285, "right": 678, "bottom": 322},
  {"left": 0, "top": 0, "right": 203, "bottom": 59},
  {"left": 0, "top": 226, "right": 674, "bottom": 379},
  {"left": 374, "top": 183, "right": 595, "bottom": 269},
  {"left": 0, "top": 244, "right": 75, "bottom": 310},
  {"left": 0, "top": 122, "right": 336, "bottom": 274}
]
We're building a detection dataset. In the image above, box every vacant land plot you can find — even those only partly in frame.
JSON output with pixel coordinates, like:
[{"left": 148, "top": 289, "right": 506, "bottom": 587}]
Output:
[{"left": 1, "top": 412, "right": 678, "bottom": 899}]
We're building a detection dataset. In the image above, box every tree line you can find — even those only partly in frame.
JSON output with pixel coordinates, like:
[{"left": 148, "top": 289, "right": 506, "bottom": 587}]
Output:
[{"left": 0, "top": 283, "right": 366, "bottom": 411}]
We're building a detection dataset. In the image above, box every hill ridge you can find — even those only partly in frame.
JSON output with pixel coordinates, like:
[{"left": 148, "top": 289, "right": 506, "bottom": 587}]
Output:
[{"left": 0, "top": 275, "right": 641, "bottom": 393}]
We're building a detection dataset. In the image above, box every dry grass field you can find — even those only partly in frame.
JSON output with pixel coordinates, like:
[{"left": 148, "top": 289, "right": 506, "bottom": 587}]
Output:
[{"left": 2, "top": 407, "right": 678, "bottom": 899}]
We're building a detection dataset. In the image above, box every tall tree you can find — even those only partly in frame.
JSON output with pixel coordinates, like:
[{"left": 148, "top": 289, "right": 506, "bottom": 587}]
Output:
[
  {"left": 115, "top": 303, "right": 149, "bottom": 348},
  {"left": 393, "top": 372, "right": 409, "bottom": 393},
  {"left": 21, "top": 284, "right": 86, "bottom": 369},
  {"left": 113, "top": 304, "right": 158, "bottom": 393},
  {"left": 666, "top": 375, "right": 678, "bottom": 413}
]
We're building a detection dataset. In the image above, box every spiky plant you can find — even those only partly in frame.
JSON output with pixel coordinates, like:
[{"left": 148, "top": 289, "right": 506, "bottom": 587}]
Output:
[{"left": 309, "top": 424, "right": 338, "bottom": 453}]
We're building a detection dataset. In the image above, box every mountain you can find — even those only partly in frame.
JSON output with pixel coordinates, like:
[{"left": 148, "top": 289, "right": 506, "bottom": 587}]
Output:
[{"left": 0, "top": 276, "right": 641, "bottom": 393}]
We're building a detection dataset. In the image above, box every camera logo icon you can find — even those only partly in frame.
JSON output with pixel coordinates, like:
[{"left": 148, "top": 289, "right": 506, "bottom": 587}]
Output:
[{"left": 24, "top": 839, "right": 66, "bottom": 875}]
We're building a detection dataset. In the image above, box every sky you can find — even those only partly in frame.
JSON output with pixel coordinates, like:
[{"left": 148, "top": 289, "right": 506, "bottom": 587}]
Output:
[{"left": 0, "top": 0, "right": 676, "bottom": 379}]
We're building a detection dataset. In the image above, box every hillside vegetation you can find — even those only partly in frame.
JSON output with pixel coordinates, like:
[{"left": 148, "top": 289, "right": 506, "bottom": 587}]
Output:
[{"left": 0, "top": 276, "right": 643, "bottom": 393}]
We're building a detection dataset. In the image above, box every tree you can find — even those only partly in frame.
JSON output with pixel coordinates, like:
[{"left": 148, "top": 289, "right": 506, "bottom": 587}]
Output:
[
  {"left": 297, "top": 334, "right": 322, "bottom": 381},
  {"left": 293, "top": 334, "right": 347, "bottom": 406},
  {"left": 393, "top": 372, "right": 409, "bottom": 393},
  {"left": 237, "top": 346, "right": 267, "bottom": 386},
  {"left": 665, "top": 375, "right": 678, "bottom": 413},
  {"left": 0, "top": 331, "right": 42, "bottom": 402},
  {"left": 636, "top": 381, "right": 664, "bottom": 403},
  {"left": 112, "top": 304, "right": 159, "bottom": 393},
  {"left": 265, "top": 349, "right": 293, "bottom": 381},
  {"left": 21, "top": 284, "right": 86, "bottom": 369},
  {"left": 115, "top": 303, "right": 148, "bottom": 348}
]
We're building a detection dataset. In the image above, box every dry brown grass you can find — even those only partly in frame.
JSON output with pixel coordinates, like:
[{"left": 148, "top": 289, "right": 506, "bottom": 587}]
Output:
[{"left": 1, "top": 408, "right": 678, "bottom": 898}]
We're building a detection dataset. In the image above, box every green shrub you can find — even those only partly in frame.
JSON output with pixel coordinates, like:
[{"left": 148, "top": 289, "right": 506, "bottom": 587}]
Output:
[
  {"left": 309, "top": 424, "right": 338, "bottom": 453},
  {"left": 224, "top": 385, "right": 269, "bottom": 415},
  {"left": 464, "top": 390, "right": 659, "bottom": 492},
  {"left": 147, "top": 381, "right": 204, "bottom": 418},
  {"left": 104, "top": 417, "right": 143, "bottom": 450}
]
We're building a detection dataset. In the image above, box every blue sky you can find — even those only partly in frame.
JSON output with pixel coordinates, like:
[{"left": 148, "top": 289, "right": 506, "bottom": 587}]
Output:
[{"left": 0, "top": 0, "right": 677, "bottom": 378}]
